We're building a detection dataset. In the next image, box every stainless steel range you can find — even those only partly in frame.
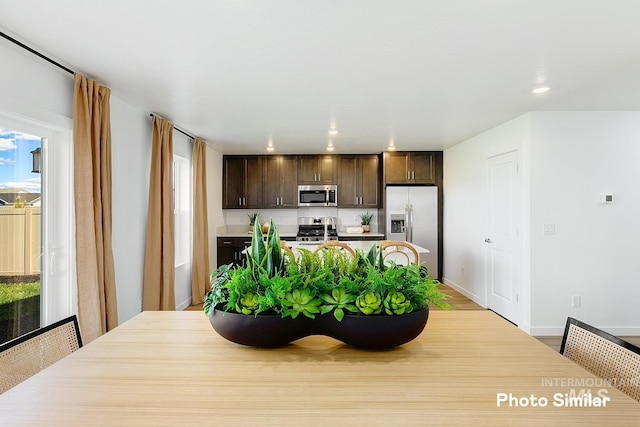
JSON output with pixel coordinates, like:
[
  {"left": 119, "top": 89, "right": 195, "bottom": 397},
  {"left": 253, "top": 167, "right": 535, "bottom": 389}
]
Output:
[{"left": 296, "top": 216, "right": 338, "bottom": 242}]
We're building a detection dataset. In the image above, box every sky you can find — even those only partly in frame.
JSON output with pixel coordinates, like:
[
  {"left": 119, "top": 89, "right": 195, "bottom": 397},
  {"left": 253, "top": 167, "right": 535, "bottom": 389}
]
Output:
[{"left": 0, "top": 128, "right": 41, "bottom": 193}]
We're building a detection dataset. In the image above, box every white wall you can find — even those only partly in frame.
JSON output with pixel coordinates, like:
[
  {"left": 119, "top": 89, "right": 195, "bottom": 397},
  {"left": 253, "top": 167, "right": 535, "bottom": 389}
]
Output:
[
  {"left": 445, "top": 110, "right": 640, "bottom": 336},
  {"left": 110, "top": 95, "right": 151, "bottom": 322},
  {"left": 443, "top": 114, "right": 531, "bottom": 330},
  {"left": 0, "top": 38, "right": 72, "bottom": 129},
  {"left": 529, "top": 112, "right": 640, "bottom": 336}
]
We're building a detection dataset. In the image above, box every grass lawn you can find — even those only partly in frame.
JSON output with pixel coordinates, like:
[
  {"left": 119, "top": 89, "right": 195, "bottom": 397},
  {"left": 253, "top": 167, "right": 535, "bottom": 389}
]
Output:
[{"left": 0, "top": 282, "right": 41, "bottom": 305}]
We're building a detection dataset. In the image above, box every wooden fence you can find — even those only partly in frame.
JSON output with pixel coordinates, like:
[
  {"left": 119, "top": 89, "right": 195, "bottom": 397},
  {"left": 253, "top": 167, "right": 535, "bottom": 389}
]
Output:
[{"left": 0, "top": 206, "right": 41, "bottom": 276}]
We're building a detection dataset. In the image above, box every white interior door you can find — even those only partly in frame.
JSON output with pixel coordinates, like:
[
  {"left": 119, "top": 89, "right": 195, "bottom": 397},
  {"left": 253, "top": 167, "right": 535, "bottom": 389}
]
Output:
[{"left": 485, "top": 151, "right": 520, "bottom": 324}]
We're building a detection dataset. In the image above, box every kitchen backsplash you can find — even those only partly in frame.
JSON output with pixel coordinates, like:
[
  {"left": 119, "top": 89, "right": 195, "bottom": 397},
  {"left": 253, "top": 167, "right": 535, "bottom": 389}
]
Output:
[{"left": 223, "top": 208, "right": 380, "bottom": 233}]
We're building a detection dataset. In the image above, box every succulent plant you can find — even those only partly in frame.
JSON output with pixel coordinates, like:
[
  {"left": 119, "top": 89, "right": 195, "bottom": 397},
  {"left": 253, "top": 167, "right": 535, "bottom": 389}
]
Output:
[
  {"left": 356, "top": 292, "right": 383, "bottom": 315},
  {"left": 236, "top": 292, "right": 260, "bottom": 315},
  {"left": 282, "top": 288, "right": 322, "bottom": 319},
  {"left": 383, "top": 291, "right": 412, "bottom": 315},
  {"left": 319, "top": 288, "right": 358, "bottom": 321}
]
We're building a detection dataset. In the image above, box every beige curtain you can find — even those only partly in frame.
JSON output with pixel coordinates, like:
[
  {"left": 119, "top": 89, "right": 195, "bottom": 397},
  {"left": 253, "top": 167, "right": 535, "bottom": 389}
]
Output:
[
  {"left": 143, "top": 116, "right": 175, "bottom": 310},
  {"left": 191, "top": 139, "right": 210, "bottom": 304},
  {"left": 73, "top": 74, "right": 118, "bottom": 343}
]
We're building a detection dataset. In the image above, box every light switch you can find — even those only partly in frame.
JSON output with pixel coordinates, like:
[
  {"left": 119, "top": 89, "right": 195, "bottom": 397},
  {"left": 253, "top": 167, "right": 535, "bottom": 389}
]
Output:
[{"left": 543, "top": 224, "right": 555, "bottom": 235}]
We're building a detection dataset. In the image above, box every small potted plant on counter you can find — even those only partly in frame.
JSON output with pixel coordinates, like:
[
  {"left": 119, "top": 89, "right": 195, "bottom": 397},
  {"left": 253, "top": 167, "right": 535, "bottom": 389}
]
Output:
[
  {"left": 204, "top": 219, "right": 450, "bottom": 349},
  {"left": 359, "top": 211, "right": 374, "bottom": 232},
  {"left": 247, "top": 212, "right": 259, "bottom": 227}
]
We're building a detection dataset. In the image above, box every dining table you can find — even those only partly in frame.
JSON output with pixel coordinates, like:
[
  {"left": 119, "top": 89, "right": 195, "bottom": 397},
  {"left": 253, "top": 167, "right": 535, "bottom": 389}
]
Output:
[{"left": 0, "top": 310, "right": 638, "bottom": 426}]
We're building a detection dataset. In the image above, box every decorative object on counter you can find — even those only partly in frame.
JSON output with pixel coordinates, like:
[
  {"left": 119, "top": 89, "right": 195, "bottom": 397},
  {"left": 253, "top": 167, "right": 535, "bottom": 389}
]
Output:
[
  {"left": 346, "top": 226, "right": 364, "bottom": 234},
  {"left": 359, "top": 211, "right": 374, "bottom": 232},
  {"left": 261, "top": 221, "right": 270, "bottom": 234},
  {"left": 204, "top": 219, "right": 450, "bottom": 349}
]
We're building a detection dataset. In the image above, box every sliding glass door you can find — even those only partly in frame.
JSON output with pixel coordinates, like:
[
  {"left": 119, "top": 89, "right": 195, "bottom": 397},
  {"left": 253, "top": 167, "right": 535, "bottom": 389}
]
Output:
[{"left": 0, "top": 114, "right": 73, "bottom": 344}]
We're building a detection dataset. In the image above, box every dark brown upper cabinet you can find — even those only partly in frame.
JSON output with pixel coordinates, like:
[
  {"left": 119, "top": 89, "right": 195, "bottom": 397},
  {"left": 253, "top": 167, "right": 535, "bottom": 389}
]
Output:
[
  {"left": 298, "top": 155, "right": 337, "bottom": 185},
  {"left": 338, "top": 154, "right": 380, "bottom": 208},
  {"left": 263, "top": 155, "right": 298, "bottom": 208},
  {"left": 222, "top": 156, "right": 263, "bottom": 209},
  {"left": 384, "top": 151, "right": 436, "bottom": 184}
]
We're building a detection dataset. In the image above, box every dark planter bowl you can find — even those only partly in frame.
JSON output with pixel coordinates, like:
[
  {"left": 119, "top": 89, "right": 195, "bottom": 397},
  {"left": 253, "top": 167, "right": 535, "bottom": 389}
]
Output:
[{"left": 208, "top": 305, "right": 429, "bottom": 349}]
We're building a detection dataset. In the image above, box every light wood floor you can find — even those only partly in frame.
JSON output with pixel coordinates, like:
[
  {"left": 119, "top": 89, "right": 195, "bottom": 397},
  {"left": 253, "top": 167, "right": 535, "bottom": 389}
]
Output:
[{"left": 187, "top": 285, "right": 640, "bottom": 352}]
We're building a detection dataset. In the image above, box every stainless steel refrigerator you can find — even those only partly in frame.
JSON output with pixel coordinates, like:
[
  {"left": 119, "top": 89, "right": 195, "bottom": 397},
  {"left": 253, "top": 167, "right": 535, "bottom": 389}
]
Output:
[{"left": 385, "top": 186, "right": 438, "bottom": 278}]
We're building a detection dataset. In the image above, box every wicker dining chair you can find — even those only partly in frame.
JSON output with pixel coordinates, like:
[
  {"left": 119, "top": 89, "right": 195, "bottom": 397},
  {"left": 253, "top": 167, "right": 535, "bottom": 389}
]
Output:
[
  {"left": 0, "top": 315, "right": 83, "bottom": 394},
  {"left": 560, "top": 317, "right": 640, "bottom": 402},
  {"left": 313, "top": 241, "right": 356, "bottom": 258},
  {"left": 379, "top": 241, "right": 419, "bottom": 265}
]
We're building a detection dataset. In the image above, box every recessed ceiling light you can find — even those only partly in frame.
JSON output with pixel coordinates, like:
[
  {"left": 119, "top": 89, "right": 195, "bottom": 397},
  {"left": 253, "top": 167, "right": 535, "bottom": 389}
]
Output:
[
  {"left": 388, "top": 139, "right": 396, "bottom": 151},
  {"left": 532, "top": 85, "right": 550, "bottom": 94},
  {"left": 327, "top": 140, "right": 335, "bottom": 151},
  {"left": 267, "top": 140, "right": 274, "bottom": 152},
  {"left": 328, "top": 128, "right": 338, "bottom": 136}
]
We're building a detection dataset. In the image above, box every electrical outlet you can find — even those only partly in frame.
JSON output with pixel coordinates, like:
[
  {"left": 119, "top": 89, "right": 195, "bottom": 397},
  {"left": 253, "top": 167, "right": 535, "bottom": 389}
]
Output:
[
  {"left": 571, "top": 295, "right": 581, "bottom": 308},
  {"left": 543, "top": 224, "right": 555, "bottom": 235}
]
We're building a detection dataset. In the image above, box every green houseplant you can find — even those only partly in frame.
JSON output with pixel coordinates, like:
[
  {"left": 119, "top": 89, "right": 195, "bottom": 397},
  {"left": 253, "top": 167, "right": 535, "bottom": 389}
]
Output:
[
  {"left": 359, "top": 211, "right": 374, "bottom": 232},
  {"left": 247, "top": 212, "right": 259, "bottom": 227},
  {"left": 204, "top": 219, "right": 450, "bottom": 348}
]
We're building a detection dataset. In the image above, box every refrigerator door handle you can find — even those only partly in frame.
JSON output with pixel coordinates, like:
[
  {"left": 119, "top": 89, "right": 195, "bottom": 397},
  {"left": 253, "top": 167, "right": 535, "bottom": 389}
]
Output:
[{"left": 406, "top": 204, "right": 413, "bottom": 243}]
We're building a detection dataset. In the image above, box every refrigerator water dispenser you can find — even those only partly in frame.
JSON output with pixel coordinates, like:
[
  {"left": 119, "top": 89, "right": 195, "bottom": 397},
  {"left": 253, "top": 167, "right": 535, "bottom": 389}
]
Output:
[{"left": 390, "top": 214, "right": 405, "bottom": 233}]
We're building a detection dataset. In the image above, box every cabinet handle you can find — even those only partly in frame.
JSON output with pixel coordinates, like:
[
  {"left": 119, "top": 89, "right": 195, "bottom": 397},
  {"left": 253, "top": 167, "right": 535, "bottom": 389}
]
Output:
[
  {"left": 222, "top": 241, "right": 233, "bottom": 245},
  {"left": 360, "top": 196, "right": 363, "bottom": 205},
  {"left": 412, "top": 171, "right": 415, "bottom": 180},
  {"left": 407, "top": 171, "right": 410, "bottom": 180}
]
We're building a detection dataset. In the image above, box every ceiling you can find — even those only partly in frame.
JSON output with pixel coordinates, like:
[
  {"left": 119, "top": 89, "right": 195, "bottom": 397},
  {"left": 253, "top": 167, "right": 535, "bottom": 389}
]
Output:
[{"left": 1, "top": 1, "right": 640, "bottom": 155}]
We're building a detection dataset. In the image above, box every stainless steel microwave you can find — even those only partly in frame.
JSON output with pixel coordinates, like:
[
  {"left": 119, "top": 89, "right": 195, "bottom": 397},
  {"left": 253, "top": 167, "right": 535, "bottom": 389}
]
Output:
[{"left": 298, "top": 185, "right": 338, "bottom": 207}]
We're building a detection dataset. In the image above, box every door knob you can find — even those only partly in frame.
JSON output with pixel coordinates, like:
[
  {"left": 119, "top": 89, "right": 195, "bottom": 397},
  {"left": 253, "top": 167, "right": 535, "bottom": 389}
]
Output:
[{"left": 484, "top": 238, "right": 493, "bottom": 243}]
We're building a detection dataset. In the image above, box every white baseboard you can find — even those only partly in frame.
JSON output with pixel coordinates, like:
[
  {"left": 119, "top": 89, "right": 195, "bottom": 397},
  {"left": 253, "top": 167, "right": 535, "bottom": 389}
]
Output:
[
  {"left": 176, "top": 297, "right": 192, "bottom": 311},
  {"left": 441, "top": 277, "right": 486, "bottom": 308}
]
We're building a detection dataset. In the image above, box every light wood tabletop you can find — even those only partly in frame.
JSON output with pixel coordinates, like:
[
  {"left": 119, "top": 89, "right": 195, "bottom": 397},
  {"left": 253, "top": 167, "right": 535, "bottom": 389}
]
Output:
[{"left": 1, "top": 310, "right": 638, "bottom": 426}]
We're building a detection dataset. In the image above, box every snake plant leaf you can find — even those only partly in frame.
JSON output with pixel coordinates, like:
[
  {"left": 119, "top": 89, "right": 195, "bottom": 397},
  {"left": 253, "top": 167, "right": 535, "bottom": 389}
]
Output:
[
  {"left": 267, "top": 218, "right": 282, "bottom": 275},
  {"left": 366, "top": 244, "right": 377, "bottom": 266},
  {"left": 251, "top": 220, "right": 266, "bottom": 266}
]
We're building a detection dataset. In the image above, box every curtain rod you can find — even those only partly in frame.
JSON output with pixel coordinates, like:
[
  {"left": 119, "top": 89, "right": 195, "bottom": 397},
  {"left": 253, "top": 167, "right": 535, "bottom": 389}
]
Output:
[
  {"left": 149, "top": 113, "right": 196, "bottom": 140},
  {"left": 0, "top": 30, "right": 74, "bottom": 75},
  {"left": 0, "top": 30, "right": 199, "bottom": 141}
]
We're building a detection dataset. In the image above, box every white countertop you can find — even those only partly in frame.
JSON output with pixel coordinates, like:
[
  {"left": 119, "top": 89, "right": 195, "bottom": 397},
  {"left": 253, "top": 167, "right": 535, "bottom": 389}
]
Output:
[{"left": 216, "top": 225, "right": 384, "bottom": 239}]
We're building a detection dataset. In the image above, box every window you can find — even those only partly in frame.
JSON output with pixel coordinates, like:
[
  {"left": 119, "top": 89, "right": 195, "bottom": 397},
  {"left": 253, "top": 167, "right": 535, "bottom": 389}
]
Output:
[{"left": 173, "top": 155, "right": 191, "bottom": 267}]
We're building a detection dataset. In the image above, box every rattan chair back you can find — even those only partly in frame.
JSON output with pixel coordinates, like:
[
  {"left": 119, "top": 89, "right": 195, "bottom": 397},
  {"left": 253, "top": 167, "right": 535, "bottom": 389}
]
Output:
[
  {"left": 313, "top": 241, "right": 356, "bottom": 258},
  {"left": 0, "top": 315, "right": 83, "bottom": 394},
  {"left": 379, "top": 241, "right": 419, "bottom": 265},
  {"left": 560, "top": 317, "right": 640, "bottom": 402}
]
